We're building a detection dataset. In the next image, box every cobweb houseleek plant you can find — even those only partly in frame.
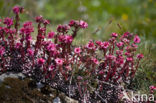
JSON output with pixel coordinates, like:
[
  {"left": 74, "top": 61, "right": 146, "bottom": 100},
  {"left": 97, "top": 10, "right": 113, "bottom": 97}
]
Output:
[{"left": 0, "top": 6, "right": 144, "bottom": 102}]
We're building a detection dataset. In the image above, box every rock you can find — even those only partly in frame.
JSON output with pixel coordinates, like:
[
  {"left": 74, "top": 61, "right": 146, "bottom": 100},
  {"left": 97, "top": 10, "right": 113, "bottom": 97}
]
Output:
[
  {"left": 53, "top": 97, "right": 61, "bottom": 103},
  {"left": 59, "top": 92, "right": 78, "bottom": 103},
  {"left": 0, "top": 72, "right": 25, "bottom": 85},
  {"left": 65, "top": 96, "right": 78, "bottom": 103},
  {"left": 0, "top": 72, "right": 78, "bottom": 103},
  {"left": 36, "top": 82, "right": 44, "bottom": 88}
]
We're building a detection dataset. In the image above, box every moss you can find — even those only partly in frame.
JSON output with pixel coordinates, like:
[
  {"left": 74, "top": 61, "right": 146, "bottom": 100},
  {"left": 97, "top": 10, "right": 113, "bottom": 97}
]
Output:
[{"left": 0, "top": 77, "right": 56, "bottom": 103}]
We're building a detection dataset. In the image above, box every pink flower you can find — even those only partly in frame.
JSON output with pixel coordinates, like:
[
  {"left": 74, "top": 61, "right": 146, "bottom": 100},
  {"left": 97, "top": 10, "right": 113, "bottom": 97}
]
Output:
[
  {"left": 9, "top": 29, "right": 16, "bottom": 34},
  {"left": 39, "top": 27, "right": 46, "bottom": 33},
  {"left": 15, "top": 42, "right": 22, "bottom": 49},
  {"left": 134, "top": 35, "right": 141, "bottom": 43},
  {"left": 57, "top": 25, "right": 63, "bottom": 32},
  {"left": 106, "top": 55, "right": 116, "bottom": 60},
  {"left": 23, "top": 27, "right": 34, "bottom": 35},
  {"left": 126, "top": 57, "right": 133, "bottom": 62},
  {"left": 35, "top": 16, "right": 43, "bottom": 23},
  {"left": 149, "top": 85, "right": 156, "bottom": 90},
  {"left": 23, "top": 21, "right": 33, "bottom": 28},
  {"left": 25, "top": 35, "right": 32, "bottom": 41},
  {"left": 122, "top": 38, "right": 129, "bottom": 43},
  {"left": 0, "top": 46, "right": 5, "bottom": 56},
  {"left": 111, "top": 33, "right": 118, "bottom": 38},
  {"left": 116, "top": 56, "right": 124, "bottom": 64},
  {"left": 49, "top": 65, "right": 55, "bottom": 71},
  {"left": 55, "top": 58, "right": 64, "bottom": 66},
  {"left": 52, "top": 50, "right": 60, "bottom": 56},
  {"left": 47, "top": 43, "right": 56, "bottom": 52},
  {"left": 27, "top": 49, "right": 34, "bottom": 56},
  {"left": 57, "top": 24, "right": 70, "bottom": 32},
  {"left": 3, "top": 27, "right": 9, "bottom": 34},
  {"left": 101, "top": 42, "right": 109, "bottom": 49},
  {"left": 92, "top": 58, "right": 99, "bottom": 65},
  {"left": 122, "top": 32, "right": 132, "bottom": 39},
  {"left": 21, "top": 21, "right": 34, "bottom": 35},
  {"left": 69, "top": 20, "right": 76, "bottom": 27},
  {"left": 43, "top": 19, "right": 50, "bottom": 25},
  {"left": 3, "top": 17, "right": 13, "bottom": 27},
  {"left": 95, "top": 41, "right": 102, "bottom": 46},
  {"left": 37, "top": 58, "right": 45, "bottom": 65},
  {"left": 48, "top": 31, "right": 55, "bottom": 39},
  {"left": 125, "top": 52, "right": 131, "bottom": 57},
  {"left": 99, "top": 70, "right": 104, "bottom": 75},
  {"left": 86, "top": 40, "right": 95, "bottom": 50},
  {"left": 79, "top": 20, "right": 88, "bottom": 28},
  {"left": 65, "top": 35, "right": 73, "bottom": 43},
  {"left": 13, "top": 6, "right": 20, "bottom": 14},
  {"left": 74, "top": 47, "right": 81, "bottom": 54},
  {"left": 136, "top": 54, "right": 144, "bottom": 59},
  {"left": 58, "top": 35, "right": 73, "bottom": 44},
  {"left": 12, "top": 6, "right": 23, "bottom": 14},
  {"left": 116, "top": 42, "right": 124, "bottom": 48}
]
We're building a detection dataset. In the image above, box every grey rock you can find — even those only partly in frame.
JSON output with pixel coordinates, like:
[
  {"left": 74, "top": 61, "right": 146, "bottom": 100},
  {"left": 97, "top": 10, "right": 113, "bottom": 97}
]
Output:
[
  {"left": 0, "top": 72, "right": 25, "bottom": 85},
  {"left": 65, "top": 96, "right": 78, "bottom": 103},
  {"left": 36, "top": 82, "right": 44, "bottom": 88},
  {"left": 53, "top": 97, "right": 61, "bottom": 103}
]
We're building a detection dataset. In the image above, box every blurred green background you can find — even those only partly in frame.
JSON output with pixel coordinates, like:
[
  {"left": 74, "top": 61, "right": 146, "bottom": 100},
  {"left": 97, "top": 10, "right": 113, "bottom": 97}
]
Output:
[
  {"left": 1, "top": 0, "right": 156, "bottom": 39},
  {"left": 0, "top": 0, "right": 156, "bottom": 94}
]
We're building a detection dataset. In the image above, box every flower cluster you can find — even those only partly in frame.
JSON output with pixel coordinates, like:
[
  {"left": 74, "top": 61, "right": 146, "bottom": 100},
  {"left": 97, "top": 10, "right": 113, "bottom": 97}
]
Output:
[{"left": 0, "top": 6, "right": 144, "bottom": 102}]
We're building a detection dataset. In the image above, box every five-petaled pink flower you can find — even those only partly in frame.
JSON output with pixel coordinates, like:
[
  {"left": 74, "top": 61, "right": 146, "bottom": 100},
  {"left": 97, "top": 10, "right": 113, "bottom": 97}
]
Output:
[
  {"left": 95, "top": 41, "right": 102, "bottom": 46},
  {"left": 69, "top": 20, "right": 76, "bottom": 27},
  {"left": 79, "top": 20, "right": 88, "bottom": 28},
  {"left": 3, "top": 17, "right": 13, "bottom": 27},
  {"left": 47, "top": 43, "right": 56, "bottom": 52},
  {"left": 86, "top": 40, "right": 95, "bottom": 50},
  {"left": 58, "top": 35, "right": 73, "bottom": 44},
  {"left": 37, "top": 58, "right": 45, "bottom": 65},
  {"left": 149, "top": 85, "right": 156, "bottom": 93},
  {"left": 13, "top": 6, "right": 20, "bottom": 14},
  {"left": 134, "top": 35, "right": 141, "bottom": 43},
  {"left": 43, "top": 19, "right": 50, "bottom": 25},
  {"left": 49, "top": 65, "right": 55, "bottom": 71},
  {"left": 35, "top": 16, "right": 43, "bottom": 23},
  {"left": 27, "top": 49, "right": 34, "bottom": 56},
  {"left": 92, "top": 58, "right": 99, "bottom": 65},
  {"left": 57, "top": 24, "right": 70, "bottom": 32},
  {"left": 149, "top": 85, "right": 156, "bottom": 90},
  {"left": 74, "top": 47, "right": 81, "bottom": 54},
  {"left": 48, "top": 31, "right": 55, "bottom": 39},
  {"left": 20, "top": 21, "right": 34, "bottom": 35},
  {"left": 102, "top": 42, "right": 109, "bottom": 49},
  {"left": 55, "top": 58, "right": 64, "bottom": 66},
  {"left": 111, "top": 33, "right": 118, "bottom": 38},
  {"left": 126, "top": 57, "right": 133, "bottom": 62},
  {"left": 116, "top": 42, "right": 124, "bottom": 48},
  {"left": 136, "top": 54, "right": 144, "bottom": 59}
]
